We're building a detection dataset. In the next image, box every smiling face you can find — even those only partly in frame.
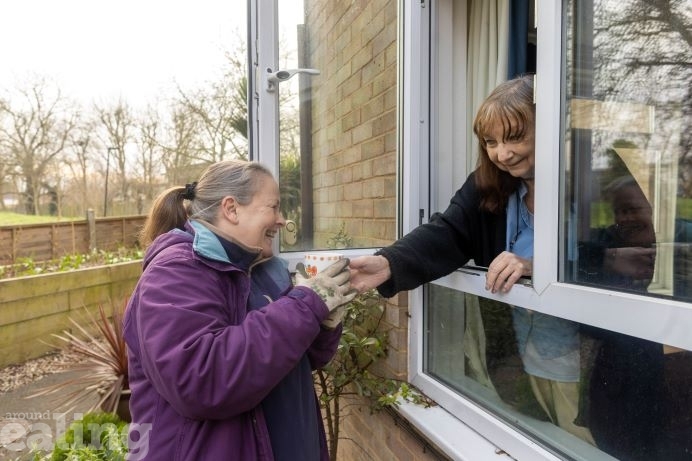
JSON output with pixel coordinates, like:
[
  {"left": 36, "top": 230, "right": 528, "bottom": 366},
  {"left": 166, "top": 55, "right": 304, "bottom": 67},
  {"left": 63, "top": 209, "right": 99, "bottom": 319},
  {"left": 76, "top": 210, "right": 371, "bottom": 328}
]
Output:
[
  {"left": 482, "top": 121, "right": 536, "bottom": 181},
  {"left": 225, "top": 174, "right": 285, "bottom": 258},
  {"left": 611, "top": 183, "right": 654, "bottom": 246},
  {"left": 472, "top": 77, "right": 536, "bottom": 212}
]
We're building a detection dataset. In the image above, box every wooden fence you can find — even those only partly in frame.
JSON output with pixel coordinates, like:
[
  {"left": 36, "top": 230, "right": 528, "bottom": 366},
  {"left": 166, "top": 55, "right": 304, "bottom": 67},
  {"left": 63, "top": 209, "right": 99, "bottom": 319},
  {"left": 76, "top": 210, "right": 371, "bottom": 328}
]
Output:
[{"left": 0, "top": 212, "right": 147, "bottom": 265}]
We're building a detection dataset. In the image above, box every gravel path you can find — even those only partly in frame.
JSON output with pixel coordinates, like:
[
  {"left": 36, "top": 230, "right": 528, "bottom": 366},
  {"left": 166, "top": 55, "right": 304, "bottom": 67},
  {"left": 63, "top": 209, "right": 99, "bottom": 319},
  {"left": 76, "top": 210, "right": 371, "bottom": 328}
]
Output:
[
  {"left": 0, "top": 351, "right": 95, "bottom": 460},
  {"left": 0, "top": 350, "right": 82, "bottom": 394}
]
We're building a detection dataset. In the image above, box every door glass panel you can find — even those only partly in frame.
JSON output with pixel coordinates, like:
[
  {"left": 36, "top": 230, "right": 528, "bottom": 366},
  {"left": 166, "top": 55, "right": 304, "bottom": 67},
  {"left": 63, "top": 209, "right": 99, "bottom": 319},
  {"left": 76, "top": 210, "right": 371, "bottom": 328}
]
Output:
[
  {"left": 426, "top": 285, "right": 692, "bottom": 460},
  {"left": 562, "top": 0, "right": 692, "bottom": 304},
  {"left": 276, "top": 0, "right": 398, "bottom": 252}
]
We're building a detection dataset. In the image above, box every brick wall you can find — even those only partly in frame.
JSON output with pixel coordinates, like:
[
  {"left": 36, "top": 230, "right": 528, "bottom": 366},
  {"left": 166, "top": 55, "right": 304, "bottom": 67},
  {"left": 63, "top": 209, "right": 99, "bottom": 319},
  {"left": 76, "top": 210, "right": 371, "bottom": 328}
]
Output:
[
  {"left": 306, "top": 0, "right": 398, "bottom": 248},
  {"left": 337, "top": 404, "right": 452, "bottom": 461},
  {"left": 333, "top": 294, "right": 452, "bottom": 461}
]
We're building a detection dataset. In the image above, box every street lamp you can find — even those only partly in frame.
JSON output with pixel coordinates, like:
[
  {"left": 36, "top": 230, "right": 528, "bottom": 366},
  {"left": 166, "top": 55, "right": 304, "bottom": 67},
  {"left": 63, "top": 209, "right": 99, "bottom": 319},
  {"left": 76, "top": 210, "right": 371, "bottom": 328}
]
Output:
[{"left": 104, "top": 147, "right": 117, "bottom": 217}]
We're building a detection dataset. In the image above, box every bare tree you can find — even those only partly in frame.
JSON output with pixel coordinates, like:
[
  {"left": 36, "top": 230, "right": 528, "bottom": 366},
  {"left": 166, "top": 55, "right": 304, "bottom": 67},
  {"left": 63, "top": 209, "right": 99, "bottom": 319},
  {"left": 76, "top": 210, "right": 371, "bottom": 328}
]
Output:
[
  {"left": 172, "top": 37, "right": 250, "bottom": 164},
  {"left": 95, "top": 99, "right": 134, "bottom": 213},
  {"left": 593, "top": 0, "right": 692, "bottom": 194},
  {"left": 160, "top": 101, "right": 202, "bottom": 185},
  {"left": 175, "top": 79, "right": 248, "bottom": 163},
  {"left": 0, "top": 78, "right": 76, "bottom": 214},
  {"left": 63, "top": 120, "right": 97, "bottom": 215},
  {"left": 0, "top": 97, "right": 10, "bottom": 211},
  {"left": 134, "top": 105, "right": 166, "bottom": 213}
]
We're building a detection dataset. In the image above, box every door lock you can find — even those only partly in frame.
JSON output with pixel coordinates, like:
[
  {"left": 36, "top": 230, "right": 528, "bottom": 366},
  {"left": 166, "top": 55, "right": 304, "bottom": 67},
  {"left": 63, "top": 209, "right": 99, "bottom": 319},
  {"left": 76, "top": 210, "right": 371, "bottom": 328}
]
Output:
[{"left": 282, "top": 220, "right": 298, "bottom": 246}]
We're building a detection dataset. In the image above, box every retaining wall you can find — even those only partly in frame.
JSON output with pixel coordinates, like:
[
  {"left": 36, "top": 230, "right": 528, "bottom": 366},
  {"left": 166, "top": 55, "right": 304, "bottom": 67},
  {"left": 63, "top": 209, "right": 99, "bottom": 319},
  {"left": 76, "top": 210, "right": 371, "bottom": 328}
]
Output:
[{"left": 0, "top": 261, "right": 141, "bottom": 368}]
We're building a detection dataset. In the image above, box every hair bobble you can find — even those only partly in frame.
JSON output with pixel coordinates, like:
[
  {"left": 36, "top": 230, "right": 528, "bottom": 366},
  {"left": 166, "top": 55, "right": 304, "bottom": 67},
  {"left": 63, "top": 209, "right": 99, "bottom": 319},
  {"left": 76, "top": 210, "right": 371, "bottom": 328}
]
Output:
[{"left": 182, "top": 182, "right": 197, "bottom": 200}]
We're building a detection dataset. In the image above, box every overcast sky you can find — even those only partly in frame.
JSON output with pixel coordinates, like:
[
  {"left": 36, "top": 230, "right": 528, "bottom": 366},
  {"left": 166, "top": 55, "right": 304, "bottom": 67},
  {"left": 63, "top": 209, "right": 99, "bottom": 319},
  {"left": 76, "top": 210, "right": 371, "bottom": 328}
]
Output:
[{"left": 0, "top": 0, "right": 246, "bottom": 108}]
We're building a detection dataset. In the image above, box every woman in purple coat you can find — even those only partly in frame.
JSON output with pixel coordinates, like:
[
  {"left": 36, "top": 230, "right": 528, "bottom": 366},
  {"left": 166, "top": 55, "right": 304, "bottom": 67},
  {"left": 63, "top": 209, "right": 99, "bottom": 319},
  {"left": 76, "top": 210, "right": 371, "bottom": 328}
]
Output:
[{"left": 123, "top": 160, "right": 356, "bottom": 460}]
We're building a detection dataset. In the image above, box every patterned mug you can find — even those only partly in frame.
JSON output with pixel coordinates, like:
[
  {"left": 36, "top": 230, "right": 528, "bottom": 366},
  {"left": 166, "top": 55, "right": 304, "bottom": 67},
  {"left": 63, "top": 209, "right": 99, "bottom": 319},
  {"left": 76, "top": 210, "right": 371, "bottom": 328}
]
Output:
[{"left": 304, "top": 253, "right": 344, "bottom": 278}]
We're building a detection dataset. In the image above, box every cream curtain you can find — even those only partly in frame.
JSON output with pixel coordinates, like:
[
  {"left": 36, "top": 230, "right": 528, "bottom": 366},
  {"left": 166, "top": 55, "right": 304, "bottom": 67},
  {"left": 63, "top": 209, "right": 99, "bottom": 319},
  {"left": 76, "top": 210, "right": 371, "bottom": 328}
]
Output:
[
  {"left": 465, "top": 0, "right": 509, "bottom": 169},
  {"left": 462, "top": 0, "right": 509, "bottom": 395}
]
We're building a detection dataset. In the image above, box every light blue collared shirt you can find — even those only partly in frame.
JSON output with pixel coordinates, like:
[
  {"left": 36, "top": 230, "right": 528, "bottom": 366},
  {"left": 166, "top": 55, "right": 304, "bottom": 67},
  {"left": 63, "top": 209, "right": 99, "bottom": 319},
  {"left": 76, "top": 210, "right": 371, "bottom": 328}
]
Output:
[{"left": 507, "top": 183, "right": 581, "bottom": 382}]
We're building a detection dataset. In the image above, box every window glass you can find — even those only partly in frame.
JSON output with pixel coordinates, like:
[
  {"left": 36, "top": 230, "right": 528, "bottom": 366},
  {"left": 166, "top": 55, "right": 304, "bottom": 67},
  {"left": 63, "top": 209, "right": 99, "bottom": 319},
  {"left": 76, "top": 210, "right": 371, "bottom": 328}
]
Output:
[
  {"left": 562, "top": 0, "right": 692, "bottom": 303},
  {"left": 426, "top": 285, "right": 692, "bottom": 460},
  {"left": 276, "top": 0, "right": 398, "bottom": 252}
]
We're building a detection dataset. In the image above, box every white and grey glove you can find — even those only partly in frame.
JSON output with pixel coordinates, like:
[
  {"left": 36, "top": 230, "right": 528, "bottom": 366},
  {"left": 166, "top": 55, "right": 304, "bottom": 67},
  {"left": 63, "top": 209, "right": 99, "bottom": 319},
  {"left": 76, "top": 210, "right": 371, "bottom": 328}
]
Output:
[
  {"left": 295, "top": 258, "right": 357, "bottom": 327},
  {"left": 321, "top": 305, "right": 347, "bottom": 330}
]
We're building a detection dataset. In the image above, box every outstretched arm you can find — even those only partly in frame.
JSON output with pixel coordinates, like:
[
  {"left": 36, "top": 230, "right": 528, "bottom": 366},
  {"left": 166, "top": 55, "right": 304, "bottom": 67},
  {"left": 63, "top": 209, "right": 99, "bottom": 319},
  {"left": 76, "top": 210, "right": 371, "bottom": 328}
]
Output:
[{"left": 349, "top": 255, "right": 391, "bottom": 293}]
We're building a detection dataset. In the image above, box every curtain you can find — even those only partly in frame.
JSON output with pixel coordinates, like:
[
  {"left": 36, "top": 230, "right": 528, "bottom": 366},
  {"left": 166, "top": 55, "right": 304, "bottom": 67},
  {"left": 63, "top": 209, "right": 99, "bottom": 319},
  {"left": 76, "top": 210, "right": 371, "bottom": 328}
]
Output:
[
  {"left": 508, "top": 0, "right": 530, "bottom": 79},
  {"left": 462, "top": 0, "right": 510, "bottom": 396},
  {"left": 465, "top": 0, "right": 509, "bottom": 169}
]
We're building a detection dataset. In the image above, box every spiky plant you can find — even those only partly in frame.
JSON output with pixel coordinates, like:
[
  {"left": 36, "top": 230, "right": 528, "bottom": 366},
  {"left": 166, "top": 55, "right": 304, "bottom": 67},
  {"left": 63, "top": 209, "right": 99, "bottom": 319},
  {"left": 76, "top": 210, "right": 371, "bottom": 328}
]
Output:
[{"left": 26, "top": 302, "right": 129, "bottom": 417}]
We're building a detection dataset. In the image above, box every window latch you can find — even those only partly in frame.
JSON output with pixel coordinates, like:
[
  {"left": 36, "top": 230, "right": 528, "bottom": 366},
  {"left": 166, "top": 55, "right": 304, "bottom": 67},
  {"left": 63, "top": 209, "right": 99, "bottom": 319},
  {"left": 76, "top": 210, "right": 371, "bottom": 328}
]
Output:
[{"left": 265, "top": 68, "right": 320, "bottom": 92}]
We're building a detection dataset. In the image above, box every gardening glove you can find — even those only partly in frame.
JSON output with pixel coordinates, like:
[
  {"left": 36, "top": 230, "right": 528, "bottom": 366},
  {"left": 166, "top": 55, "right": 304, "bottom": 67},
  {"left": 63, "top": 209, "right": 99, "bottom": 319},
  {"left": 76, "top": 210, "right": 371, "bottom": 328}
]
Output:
[
  {"left": 321, "top": 304, "right": 347, "bottom": 330},
  {"left": 295, "top": 258, "right": 357, "bottom": 327}
]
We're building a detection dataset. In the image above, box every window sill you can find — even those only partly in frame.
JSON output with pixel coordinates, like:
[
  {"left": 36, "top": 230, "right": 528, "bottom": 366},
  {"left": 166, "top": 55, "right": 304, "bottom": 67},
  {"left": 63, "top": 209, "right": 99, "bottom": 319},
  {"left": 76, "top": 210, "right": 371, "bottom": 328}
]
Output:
[
  {"left": 396, "top": 396, "right": 617, "bottom": 461},
  {"left": 396, "top": 400, "right": 515, "bottom": 461}
]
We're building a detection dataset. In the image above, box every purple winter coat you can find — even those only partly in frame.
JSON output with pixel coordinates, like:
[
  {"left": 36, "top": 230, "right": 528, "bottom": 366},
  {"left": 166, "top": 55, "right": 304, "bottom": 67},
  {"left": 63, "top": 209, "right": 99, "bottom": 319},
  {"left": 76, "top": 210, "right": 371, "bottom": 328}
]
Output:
[{"left": 123, "top": 221, "right": 340, "bottom": 460}]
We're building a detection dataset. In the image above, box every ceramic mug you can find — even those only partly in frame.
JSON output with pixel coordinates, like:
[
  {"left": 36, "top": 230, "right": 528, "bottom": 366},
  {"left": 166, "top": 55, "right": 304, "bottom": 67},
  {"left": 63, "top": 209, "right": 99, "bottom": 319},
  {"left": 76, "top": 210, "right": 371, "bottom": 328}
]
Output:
[{"left": 304, "top": 252, "right": 344, "bottom": 278}]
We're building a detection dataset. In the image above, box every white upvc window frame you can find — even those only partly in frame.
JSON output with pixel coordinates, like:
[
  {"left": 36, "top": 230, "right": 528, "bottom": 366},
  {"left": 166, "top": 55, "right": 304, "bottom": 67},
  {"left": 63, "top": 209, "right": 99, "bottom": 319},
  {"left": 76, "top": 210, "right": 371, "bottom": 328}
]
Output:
[{"left": 403, "top": 0, "right": 692, "bottom": 459}]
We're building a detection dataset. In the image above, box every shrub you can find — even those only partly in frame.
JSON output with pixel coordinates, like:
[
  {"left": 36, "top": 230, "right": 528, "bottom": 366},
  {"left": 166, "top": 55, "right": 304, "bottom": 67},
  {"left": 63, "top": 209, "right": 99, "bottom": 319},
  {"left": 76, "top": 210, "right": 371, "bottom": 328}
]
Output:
[
  {"left": 22, "top": 412, "right": 128, "bottom": 461},
  {"left": 0, "top": 248, "right": 143, "bottom": 280},
  {"left": 50, "top": 412, "right": 128, "bottom": 461}
]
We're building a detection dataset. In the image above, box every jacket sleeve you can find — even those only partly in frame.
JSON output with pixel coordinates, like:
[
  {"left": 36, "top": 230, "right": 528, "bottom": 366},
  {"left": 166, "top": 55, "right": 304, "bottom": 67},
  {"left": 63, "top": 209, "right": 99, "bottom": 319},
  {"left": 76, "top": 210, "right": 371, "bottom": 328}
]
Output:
[
  {"left": 130, "top": 254, "right": 331, "bottom": 420},
  {"left": 377, "top": 173, "right": 497, "bottom": 298},
  {"left": 307, "top": 324, "right": 342, "bottom": 369}
]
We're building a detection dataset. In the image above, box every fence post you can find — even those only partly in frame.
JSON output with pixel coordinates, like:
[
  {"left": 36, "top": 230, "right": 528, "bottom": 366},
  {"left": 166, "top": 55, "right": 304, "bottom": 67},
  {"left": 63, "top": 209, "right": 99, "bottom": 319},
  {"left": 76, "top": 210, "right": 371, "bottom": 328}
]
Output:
[{"left": 87, "top": 209, "right": 96, "bottom": 253}]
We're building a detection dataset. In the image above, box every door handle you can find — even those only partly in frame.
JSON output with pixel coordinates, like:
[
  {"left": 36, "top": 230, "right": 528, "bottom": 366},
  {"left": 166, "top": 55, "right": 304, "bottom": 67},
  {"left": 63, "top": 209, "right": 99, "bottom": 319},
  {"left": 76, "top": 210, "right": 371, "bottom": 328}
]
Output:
[{"left": 265, "top": 68, "right": 320, "bottom": 92}]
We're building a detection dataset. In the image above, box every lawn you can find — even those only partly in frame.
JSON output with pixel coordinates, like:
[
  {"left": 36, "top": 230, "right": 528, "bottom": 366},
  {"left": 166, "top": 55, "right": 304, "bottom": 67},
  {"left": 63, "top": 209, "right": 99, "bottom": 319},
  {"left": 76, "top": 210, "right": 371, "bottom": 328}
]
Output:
[
  {"left": 590, "top": 197, "right": 692, "bottom": 228},
  {"left": 0, "top": 211, "right": 80, "bottom": 226}
]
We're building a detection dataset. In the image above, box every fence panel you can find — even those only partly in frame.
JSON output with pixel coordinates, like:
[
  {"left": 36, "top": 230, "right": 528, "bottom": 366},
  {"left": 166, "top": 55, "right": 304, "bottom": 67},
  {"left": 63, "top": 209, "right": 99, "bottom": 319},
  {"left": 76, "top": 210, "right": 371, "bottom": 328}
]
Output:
[{"left": 0, "top": 215, "right": 146, "bottom": 265}]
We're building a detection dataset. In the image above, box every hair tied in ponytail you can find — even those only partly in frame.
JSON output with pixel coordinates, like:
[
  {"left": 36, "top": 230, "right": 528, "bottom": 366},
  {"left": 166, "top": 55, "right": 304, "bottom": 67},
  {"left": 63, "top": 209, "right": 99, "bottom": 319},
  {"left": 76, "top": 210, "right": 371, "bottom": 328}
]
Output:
[{"left": 182, "top": 182, "right": 198, "bottom": 200}]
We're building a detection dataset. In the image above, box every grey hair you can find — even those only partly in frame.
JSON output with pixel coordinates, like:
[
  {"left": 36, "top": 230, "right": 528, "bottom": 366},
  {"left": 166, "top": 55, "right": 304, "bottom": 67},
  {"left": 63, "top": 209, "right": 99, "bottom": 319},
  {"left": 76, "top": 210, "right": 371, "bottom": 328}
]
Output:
[{"left": 187, "top": 160, "right": 274, "bottom": 222}]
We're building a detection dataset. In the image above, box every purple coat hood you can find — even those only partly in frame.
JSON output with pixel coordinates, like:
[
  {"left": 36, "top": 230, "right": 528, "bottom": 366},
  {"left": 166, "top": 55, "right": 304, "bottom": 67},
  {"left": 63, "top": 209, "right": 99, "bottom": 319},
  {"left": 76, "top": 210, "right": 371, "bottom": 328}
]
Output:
[{"left": 123, "top": 222, "right": 339, "bottom": 460}]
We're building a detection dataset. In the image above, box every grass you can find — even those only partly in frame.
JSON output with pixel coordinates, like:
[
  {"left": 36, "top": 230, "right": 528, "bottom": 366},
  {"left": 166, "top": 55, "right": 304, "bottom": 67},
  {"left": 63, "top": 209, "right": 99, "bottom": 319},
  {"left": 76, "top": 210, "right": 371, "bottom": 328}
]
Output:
[
  {"left": 590, "top": 197, "right": 692, "bottom": 228},
  {"left": 0, "top": 211, "right": 80, "bottom": 226},
  {"left": 678, "top": 198, "right": 692, "bottom": 220}
]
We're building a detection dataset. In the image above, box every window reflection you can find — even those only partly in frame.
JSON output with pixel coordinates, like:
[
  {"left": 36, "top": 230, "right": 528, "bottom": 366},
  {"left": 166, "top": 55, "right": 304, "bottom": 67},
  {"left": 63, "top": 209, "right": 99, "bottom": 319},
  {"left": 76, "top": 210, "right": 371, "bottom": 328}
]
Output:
[
  {"left": 577, "top": 174, "right": 656, "bottom": 292},
  {"left": 277, "top": 0, "right": 398, "bottom": 252},
  {"left": 425, "top": 286, "right": 692, "bottom": 460},
  {"left": 563, "top": 0, "right": 692, "bottom": 303}
]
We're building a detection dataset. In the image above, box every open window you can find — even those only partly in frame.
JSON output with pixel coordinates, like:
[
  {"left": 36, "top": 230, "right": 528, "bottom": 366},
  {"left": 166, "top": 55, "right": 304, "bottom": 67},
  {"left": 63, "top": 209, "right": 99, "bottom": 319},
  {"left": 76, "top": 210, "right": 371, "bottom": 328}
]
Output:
[{"left": 415, "top": 1, "right": 692, "bottom": 460}]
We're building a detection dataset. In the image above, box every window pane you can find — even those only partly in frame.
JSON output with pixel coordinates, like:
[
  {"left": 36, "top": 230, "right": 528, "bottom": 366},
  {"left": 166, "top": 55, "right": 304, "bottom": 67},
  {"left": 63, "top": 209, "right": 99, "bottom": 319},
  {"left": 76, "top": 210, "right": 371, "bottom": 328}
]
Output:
[
  {"left": 562, "top": 0, "right": 692, "bottom": 303},
  {"left": 277, "top": 0, "right": 398, "bottom": 252},
  {"left": 426, "top": 285, "right": 692, "bottom": 460}
]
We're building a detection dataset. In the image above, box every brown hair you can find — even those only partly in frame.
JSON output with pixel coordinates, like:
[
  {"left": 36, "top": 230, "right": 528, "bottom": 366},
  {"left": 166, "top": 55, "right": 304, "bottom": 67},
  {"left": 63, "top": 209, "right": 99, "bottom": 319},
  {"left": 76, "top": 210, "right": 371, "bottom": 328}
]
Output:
[
  {"left": 473, "top": 74, "right": 535, "bottom": 213},
  {"left": 139, "top": 160, "right": 274, "bottom": 248}
]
